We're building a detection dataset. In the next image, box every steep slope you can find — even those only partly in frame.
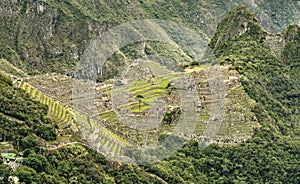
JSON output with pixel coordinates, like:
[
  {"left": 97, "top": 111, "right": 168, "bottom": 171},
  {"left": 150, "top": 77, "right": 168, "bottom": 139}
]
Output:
[
  {"left": 0, "top": 0, "right": 299, "bottom": 75},
  {"left": 0, "top": 73, "right": 57, "bottom": 143},
  {"left": 0, "top": 72, "right": 163, "bottom": 184},
  {"left": 209, "top": 5, "right": 300, "bottom": 137},
  {"left": 0, "top": 3, "right": 300, "bottom": 184},
  {"left": 145, "top": 6, "right": 300, "bottom": 183}
]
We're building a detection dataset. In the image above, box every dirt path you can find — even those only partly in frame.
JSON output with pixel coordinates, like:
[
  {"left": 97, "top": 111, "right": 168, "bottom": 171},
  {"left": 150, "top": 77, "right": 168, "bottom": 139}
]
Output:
[{"left": 144, "top": 171, "right": 168, "bottom": 184}]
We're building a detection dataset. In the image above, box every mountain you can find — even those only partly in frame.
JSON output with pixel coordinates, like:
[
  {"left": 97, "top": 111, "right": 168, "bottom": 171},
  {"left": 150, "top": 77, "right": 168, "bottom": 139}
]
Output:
[
  {"left": 1, "top": 0, "right": 299, "bottom": 75},
  {"left": 0, "top": 1, "right": 300, "bottom": 184},
  {"left": 144, "top": 6, "right": 300, "bottom": 183},
  {"left": 210, "top": 5, "right": 300, "bottom": 137}
]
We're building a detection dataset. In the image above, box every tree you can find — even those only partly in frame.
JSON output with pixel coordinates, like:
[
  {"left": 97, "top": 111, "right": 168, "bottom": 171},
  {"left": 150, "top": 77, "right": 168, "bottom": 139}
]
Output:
[
  {"left": 0, "top": 164, "right": 13, "bottom": 184},
  {"left": 15, "top": 166, "right": 39, "bottom": 184},
  {"left": 136, "top": 94, "right": 144, "bottom": 110},
  {"left": 22, "top": 154, "right": 50, "bottom": 173},
  {"left": 20, "top": 136, "right": 39, "bottom": 150}
]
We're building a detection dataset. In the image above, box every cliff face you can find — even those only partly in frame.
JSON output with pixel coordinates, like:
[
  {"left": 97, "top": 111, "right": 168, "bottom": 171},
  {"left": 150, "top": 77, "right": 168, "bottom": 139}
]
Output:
[
  {"left": 1, "top": 0, "right": 299, "bottom": 75},
  {"left": 0, "top": 0, "right": 94, "bottom": 74}
]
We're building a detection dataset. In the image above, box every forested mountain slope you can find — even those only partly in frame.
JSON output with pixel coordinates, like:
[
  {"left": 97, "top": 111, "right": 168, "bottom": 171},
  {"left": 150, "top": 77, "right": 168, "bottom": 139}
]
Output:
[
  {"left": 210, "top": 6, "right": 300, "bottom": 138},
  {"left": 1, "top": 0, "right": 299, "bottom": 75},
  {"left": 0, "top": 72, "right": 162, "bottom": 184},
  {"left": 144, "top": 6, "right": 300, "bottom": 183},
  {"left": 0, "top": 2, "right": 299, "bottom": 184}
]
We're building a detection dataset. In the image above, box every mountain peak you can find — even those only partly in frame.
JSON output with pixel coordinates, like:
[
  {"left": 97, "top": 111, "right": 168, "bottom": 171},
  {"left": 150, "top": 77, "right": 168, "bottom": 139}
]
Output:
[
  {"left": 209, "top": 5, "right": 265, "bottom": 51},
  {"left": 283, "top": 23, "right": 300, "bottom": 41}
]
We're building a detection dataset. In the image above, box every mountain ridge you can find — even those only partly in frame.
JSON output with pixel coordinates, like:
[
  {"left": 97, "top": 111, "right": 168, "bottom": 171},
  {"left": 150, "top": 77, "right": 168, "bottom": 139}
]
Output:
[
  {"left": 209, "top": 5, "right": 300, "bottom": 138},
  {"left": 0, "top": 2, "right": 299, "bottom": 183},
  {"left": 1, "top": 0, "right": 299, "bottom": 75}
]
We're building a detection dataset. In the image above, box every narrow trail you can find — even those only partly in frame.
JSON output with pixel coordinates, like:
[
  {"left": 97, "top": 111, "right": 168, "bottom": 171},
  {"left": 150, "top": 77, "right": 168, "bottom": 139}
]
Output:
[
  {"left": 45, "top": 142, "right": 78, "bottom": 150},
  {"left": 144, "top": 171, "right": 168, "bottom": 184}
]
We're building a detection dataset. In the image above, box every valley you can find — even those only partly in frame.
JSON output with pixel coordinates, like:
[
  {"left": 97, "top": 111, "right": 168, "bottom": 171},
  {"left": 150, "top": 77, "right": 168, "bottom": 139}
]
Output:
[{"left": 0, "top": 1, "right": 299, "bottom": 183}]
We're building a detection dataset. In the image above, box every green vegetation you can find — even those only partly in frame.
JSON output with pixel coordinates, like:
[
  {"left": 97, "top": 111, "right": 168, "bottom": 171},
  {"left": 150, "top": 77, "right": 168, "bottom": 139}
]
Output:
[
  {"left": 0, "top": 59, "right": 27, "bottom": 78},
  {"left": 1, "top": 153, "right": 16, "bottom": 160},
  {"left": 0, "top": 2, "right": 299, "bottom": 184},
  {"left": 1, "top": 0, "right": 299, "bottom": 75},
  {"left": 0, "top": 74, "right": 57, "bottom": 143},
  {"left": 18, "top": 81, "right": 73, "bottom": 129},
  {"left": 210, "top": 5, "right": 300, "bottom": 137},
  {"left": 139, "top": 6, "right": 300, "bottom": 183},
  {"left": 0, "top": 73, "right": 157, "bottom": 183},
  {"left": 2, "top": 144, "right": 162, "bottom": 184}
]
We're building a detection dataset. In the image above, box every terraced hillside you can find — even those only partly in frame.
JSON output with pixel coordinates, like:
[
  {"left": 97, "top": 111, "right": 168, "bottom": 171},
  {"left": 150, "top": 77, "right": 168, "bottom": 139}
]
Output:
[
  {"left": 191, "top": 65, "right": 260, "bottom": 140},
  {"left": 1, "top": 4, "right": 299, "bottom": 183},
  {"left": 16, "top": 81, "right": 73, "bottom": 129},
  {"left": 25, "top": 60, "right": 260, "bottom": 150},
  {"left": 0, "top": 17, "right": 258, "bottom": 161},
  {"left": 11, "top": 74, "right": 132, "bottom": 158}
]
